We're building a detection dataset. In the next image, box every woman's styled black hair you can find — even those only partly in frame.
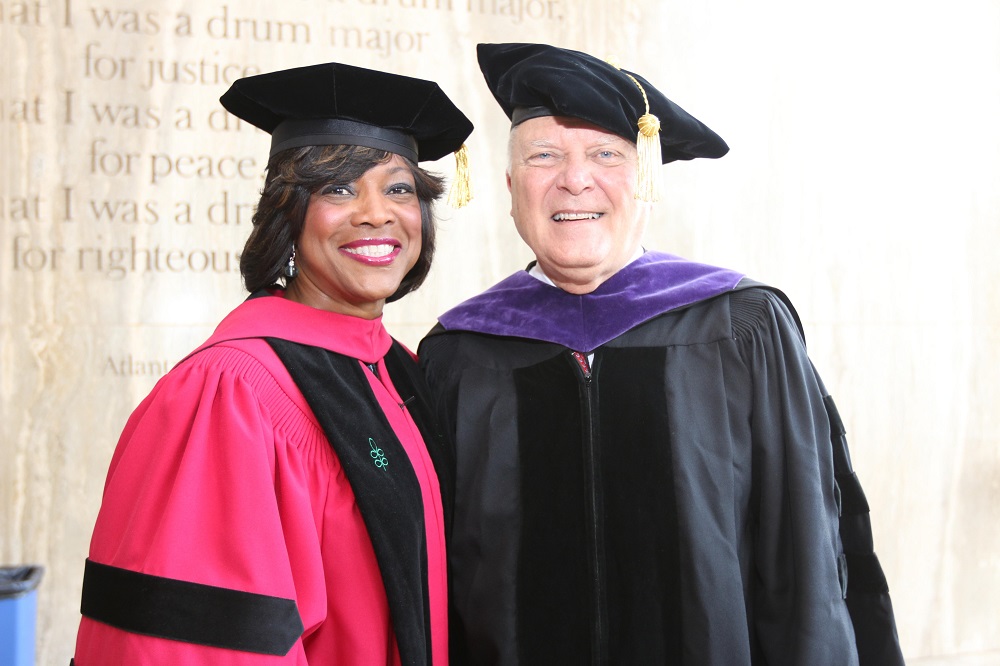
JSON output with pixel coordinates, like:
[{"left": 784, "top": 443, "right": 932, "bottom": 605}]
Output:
[{"left": 240, "top": 144, "right": 445, "bottom": 302}]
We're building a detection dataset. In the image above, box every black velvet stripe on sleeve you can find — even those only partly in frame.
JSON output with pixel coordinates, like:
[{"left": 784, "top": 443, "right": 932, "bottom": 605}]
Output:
[
  {"left": 836, "top": 472, "right": 871, "bottom": 515},
  {"left": 79, "top": 559, "right": 303, "bottom": 655},
  {"left": 844, "top": 552, "right": 890, "bottom": 594},
  {"left": 839, "top": 513, "right": 876, "bottom": 555},
  {"left": 823, "top": 394, "right": 906, "bottom": 665}
]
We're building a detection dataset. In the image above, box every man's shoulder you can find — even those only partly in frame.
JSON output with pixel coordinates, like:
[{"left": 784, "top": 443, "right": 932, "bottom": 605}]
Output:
[
  {"left": 727, "top": 280, "right": 805, "bottom": 340},
  {"left": 598, "top": 279, "right": 805, "bottom": 348}
]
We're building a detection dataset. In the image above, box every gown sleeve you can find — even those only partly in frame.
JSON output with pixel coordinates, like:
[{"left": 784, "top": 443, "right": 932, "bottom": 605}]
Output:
[
  {"left": 74, "top": 342, "right": 328, "bottom": 665},
  {"left": 740, "top": 289, "right": 903, "bottom": 666}
]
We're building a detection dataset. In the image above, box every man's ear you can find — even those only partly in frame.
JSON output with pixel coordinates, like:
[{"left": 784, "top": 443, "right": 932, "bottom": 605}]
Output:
[{"left": 506, "top": 171, "right": 512, "bottom": 193}]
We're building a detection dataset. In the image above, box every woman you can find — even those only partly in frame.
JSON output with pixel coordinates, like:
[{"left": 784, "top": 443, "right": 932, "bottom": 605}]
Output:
[{"left": 73, "top": 62, "right": 473, "bottom": 665}]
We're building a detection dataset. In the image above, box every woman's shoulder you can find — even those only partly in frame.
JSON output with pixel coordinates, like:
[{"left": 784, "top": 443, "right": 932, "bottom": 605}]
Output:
[{"left": 135, "top": 338, "right": 323, "bottom": 448}]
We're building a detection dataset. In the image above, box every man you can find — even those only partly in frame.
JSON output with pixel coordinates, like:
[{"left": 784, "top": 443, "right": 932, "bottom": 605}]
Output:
[{"left": 420, "top": 43, "right": 904, "bottom": 665}]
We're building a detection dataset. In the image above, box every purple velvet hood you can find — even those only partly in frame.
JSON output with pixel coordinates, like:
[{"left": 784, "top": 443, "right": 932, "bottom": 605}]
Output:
[{"left": 437, "top": 251, "right": 745, "bottom": 353}]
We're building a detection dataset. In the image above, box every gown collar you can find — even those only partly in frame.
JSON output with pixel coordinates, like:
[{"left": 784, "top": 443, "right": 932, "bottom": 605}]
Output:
[{"left": 205, "top": 289, "right": 393, "bottom": 364}]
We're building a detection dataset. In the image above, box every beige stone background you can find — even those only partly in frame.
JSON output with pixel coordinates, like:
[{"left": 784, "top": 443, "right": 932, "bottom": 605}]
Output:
[{"left": 1, "top": 0, "right": 997, "bottom": 663}]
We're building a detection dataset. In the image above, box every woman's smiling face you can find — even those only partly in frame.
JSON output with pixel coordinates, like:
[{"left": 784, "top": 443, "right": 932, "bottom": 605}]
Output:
[{"left": 286, "top": 153, "right": 423, "bottom": 318}]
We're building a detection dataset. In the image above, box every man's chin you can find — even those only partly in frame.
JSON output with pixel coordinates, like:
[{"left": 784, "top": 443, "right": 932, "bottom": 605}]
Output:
[{"left": 537, "top": 259, "right": 620, "bottom": 295}]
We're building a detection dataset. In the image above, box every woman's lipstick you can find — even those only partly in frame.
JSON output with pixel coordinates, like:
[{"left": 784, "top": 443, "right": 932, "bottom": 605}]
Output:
[{"left": 340, "top": 238, "right": 401, "bottom": 266}]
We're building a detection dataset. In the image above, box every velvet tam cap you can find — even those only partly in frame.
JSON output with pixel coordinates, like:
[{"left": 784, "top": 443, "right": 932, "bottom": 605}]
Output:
[
  {"left": 220, "top": 62, "right": 474, "bottom": 163},
  {"left": 477, "top": 42, "right": 728, "bottom": 164}
]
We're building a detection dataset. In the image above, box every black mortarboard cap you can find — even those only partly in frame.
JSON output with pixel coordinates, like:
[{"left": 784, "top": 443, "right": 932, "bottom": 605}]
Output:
[
  {"left": 220, "top": 62, "right": 473, "bottom": 164},
  {"left": 477, "top": 43, "right": 728, "bottom": 166}
]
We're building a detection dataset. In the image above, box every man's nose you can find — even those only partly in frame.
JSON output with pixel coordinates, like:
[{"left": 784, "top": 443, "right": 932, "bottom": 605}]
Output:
[{"left": 556, "top": 155, "right": 596, "bottom": 195}]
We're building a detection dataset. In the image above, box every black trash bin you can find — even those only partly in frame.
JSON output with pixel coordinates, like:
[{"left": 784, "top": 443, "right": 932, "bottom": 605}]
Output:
[{"left": 0, "top": 565, "right": 44, "bottom": 666}]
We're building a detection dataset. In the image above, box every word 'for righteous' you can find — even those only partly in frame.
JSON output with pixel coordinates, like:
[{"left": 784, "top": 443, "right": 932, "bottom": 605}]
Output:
[{"left": 11, "top": 234, "right": 242, "bottom": 279}]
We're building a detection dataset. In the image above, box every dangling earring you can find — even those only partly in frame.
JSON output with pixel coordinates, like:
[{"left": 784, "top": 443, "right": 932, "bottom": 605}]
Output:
[{"left": 284, "top": 244, "right": 298, "bottom": 279}]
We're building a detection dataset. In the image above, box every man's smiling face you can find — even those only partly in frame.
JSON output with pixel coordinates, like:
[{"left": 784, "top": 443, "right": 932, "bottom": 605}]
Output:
[{"left": 507, "top": 115, "right": 650, "bottom": 294}]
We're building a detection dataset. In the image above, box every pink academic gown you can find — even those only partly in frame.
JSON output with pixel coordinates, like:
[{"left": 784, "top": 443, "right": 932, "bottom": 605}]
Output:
[{"left": 74, "top": 293, "right": 448, "bottom": 665}]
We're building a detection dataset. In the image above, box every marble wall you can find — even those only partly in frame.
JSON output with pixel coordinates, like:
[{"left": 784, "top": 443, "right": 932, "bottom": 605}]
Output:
[{"left": 2, "top": 1, "right": 997, "bottom": 663}]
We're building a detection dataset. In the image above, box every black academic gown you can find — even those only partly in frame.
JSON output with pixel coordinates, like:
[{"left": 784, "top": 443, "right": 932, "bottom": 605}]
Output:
[{"left": 419, "top": 265, "right": 904, "bottom": 666}]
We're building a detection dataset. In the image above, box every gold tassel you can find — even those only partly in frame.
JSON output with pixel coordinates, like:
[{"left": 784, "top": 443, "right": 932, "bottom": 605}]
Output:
[
  {"left": 607, "top": 59, "right": 662, "bottom": 202},
  {"left": 635, "top": 112, "right": 662, "bottom": 202},
  {"left": 446, "top": 143, "right": 472, "bottom": 209}
]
